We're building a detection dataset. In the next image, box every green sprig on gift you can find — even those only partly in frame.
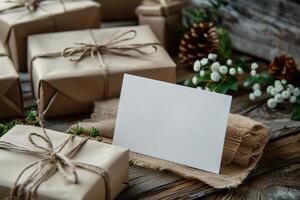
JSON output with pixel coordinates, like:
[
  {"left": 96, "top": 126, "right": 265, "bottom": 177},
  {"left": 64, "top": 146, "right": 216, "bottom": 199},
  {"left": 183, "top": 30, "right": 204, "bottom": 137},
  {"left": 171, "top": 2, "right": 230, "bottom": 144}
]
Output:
[
  {"left": 184, "top": 53, "right": 242, "bottom": 94},
  {"left": 68, "top": 126, "right": 103, "bottom": 141},
  {"left": 0, "top": 110, "right": 40, "bottom": 137},
  {"left": 90, "top": 127, "right": 103, "bottom": 142},
  {"left": 90, "top": 127, "right": 100, "bottom": 138},
  {"left": 69, "top": 125, "right": 84, "bottom": 136}
]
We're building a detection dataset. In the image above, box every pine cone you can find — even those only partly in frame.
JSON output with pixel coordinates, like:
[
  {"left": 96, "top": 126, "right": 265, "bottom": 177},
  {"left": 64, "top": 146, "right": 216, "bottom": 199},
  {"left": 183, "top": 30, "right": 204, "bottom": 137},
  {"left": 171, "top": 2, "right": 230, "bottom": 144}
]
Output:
[
  {"left": 269, "top": 55, "right": 298, "bottom": 81},
  {"left": 179, "top": 22, "right": 219, "bottom": 68}
]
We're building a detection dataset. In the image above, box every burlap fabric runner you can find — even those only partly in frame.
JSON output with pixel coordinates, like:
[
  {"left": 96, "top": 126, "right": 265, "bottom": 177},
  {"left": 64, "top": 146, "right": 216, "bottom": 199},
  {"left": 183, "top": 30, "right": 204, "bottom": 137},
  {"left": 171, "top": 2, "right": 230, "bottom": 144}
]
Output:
[{"left": 69, "top": 98, "right": 269, "bottom": 188}]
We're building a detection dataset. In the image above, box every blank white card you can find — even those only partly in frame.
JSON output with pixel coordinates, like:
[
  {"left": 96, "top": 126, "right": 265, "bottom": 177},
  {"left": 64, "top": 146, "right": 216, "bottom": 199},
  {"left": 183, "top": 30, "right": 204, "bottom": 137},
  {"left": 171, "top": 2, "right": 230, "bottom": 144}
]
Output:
[{"left": 113, "top": 74, "right": 232, "bottom": 174}]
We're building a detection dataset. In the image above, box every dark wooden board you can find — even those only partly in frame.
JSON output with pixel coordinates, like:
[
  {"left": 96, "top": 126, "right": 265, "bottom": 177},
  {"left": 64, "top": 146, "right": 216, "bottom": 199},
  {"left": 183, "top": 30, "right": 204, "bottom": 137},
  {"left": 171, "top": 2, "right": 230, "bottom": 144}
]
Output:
[
  {"left": 15, "top": 66, "right": 300, "bottom": 199},
  {"left": 193, "top": 0, "right": 300, "bottom": 65}
]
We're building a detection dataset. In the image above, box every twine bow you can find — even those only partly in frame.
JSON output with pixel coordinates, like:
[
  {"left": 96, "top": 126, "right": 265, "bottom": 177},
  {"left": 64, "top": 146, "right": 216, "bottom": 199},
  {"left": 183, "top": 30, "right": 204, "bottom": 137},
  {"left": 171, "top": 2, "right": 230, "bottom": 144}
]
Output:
[
  {"left": 0, "top": 0, "right": 65, "bottom": 12},
  {"left": 30, "top": 29, "right": 161, "bottom": 99},
  {"left": 22, "top": 0, "right": 39, "bottom": 11},
  {"left": 0, "top": 0, "right": 42, "bottom": 12},
  {"left": 61, "top": 30, "right": 160, "bottom": 67},
  {"left": 0, "top": 102, "right": 111, "bottom": 200}
]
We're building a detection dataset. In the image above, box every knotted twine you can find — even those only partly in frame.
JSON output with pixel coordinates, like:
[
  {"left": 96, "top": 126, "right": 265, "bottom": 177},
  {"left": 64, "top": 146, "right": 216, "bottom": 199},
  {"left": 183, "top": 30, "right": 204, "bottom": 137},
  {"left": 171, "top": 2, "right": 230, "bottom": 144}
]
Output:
[
  {"left": 0, "top": 0, "right": 67, "bottom": 56},
  {"left": 30, "top": 29, "right": 161, "bottom": 98},
  {"left": 0, "top": 101, "right": 111, "bottom": 200},
  {"left": 0, "top": 0, "right": 66, "bottom": 12}
]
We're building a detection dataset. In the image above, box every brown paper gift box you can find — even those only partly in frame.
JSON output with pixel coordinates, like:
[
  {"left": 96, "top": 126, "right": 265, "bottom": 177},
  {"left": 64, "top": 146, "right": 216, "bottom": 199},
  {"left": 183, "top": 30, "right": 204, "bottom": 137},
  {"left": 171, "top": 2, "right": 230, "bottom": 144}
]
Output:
[
  {"left": 0, "top": 42, "right": 23, "bottom": 119},
  {"left": 136, "top": 1, "right": 186, "bottom": 54},
  {"left": 0, "top": 0, "right": 101, "bottom": 72},
  {"left": 96, "top": 0, "right": 141, "bottom": 21},
  {"left": 28, "top": 25, "right": 176, "bottom": 117},
  {"left": 0, "top": 125, "right": 129, "bottom": 199}
]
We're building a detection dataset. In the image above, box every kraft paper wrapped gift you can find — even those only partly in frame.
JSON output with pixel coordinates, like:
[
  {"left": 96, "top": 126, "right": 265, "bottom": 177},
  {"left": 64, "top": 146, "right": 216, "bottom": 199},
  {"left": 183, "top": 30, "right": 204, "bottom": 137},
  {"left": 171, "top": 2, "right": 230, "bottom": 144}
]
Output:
[
  {"left": 0, "top": 0, "right": 101, "bottom": 72},
  {"left": 97, "top": 0, "right": 141, "bottom": 21},
  {"left": 136, "top": 0, "right": 186, "bottom": 53},
  {"left": 0, "top": 42, "right": 23, "bottom": 119},
  {"left": 28, "top": 25, "right": 176, "bottom": 117},
  {"left": 0, "top": 125, "right": 129, "bottom": 199}
]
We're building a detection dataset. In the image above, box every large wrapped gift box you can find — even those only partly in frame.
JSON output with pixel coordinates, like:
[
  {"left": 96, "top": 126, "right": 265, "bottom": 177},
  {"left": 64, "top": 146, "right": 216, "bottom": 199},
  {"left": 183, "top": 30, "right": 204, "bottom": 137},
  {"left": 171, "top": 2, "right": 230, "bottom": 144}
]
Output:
[
  {"left": 97, "top": 0, "right": 141, "bottom": 21},
  {"left": 28, "top": 25, "right": 176, "bottom": 117},
  {"left": 0, "top": 0, "right": 101, "bottom": 72},
  {"left": 136, "top": 0, "right": 185, "bottom": 54},
  {"left": 0, "top": 125, "right": 129, "bottom": 199},
  {"left": 0, "top": 42, "right": 23, "bottom": 119}
]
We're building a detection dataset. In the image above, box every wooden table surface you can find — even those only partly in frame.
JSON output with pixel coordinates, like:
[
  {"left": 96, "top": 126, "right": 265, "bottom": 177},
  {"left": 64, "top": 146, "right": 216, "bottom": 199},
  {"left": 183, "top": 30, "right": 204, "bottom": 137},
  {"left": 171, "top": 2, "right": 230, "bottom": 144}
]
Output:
[{"left": 19, "top": 66, "right": 300, "bottom": 200}]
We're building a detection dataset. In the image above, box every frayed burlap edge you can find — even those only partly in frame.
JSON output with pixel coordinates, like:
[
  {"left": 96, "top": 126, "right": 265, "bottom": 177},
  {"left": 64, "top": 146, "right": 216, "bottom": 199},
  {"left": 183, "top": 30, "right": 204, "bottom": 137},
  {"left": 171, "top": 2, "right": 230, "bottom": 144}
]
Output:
[
  {"left": 70, "top": 99, "right": 269, "bottom": 189},
  {"left": 100, "top": 136, "right": 265, "bottom": 189}
]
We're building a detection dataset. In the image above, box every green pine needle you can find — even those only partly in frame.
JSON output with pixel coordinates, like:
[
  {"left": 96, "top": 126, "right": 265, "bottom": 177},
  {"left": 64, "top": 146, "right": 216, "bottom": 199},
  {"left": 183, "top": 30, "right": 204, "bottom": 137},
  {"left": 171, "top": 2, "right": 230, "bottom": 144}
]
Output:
[
  {"left": 217, "top": 28, "right": 232, "bottom": 62},
  {"left": 25, "top": 110, "right": 40, "bottom": 126},
  {"left": 90, "top": 127, "right": 100, "bottom": 138},
  {"left": 0, "top": 119, "right": 23, "bottom": 137},
  {"left": 69, "top": 125, "right": 84, "bottom": 136}
]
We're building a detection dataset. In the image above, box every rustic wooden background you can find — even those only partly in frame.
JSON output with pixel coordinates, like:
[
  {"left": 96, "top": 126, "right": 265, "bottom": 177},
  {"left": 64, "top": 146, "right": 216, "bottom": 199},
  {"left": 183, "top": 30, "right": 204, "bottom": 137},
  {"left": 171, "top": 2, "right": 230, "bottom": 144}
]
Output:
[{"left": 192, "top": 0, "right": 300, "bottom": 65}]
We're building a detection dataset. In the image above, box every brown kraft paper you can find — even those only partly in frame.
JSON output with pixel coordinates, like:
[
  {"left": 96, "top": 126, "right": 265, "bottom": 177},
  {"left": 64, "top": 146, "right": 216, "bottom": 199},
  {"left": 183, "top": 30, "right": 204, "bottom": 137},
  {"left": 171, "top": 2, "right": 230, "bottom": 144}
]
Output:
[
  {"left": 96, "top": 0, "right": 141, "bottom": 21},
  {"left": 0, "top": 42, "right": 23, "bottom": 119},
  {"left": 28, "top": 25, "right": 176, "bottom": 117},
  {"left": 0, "top": 125, "right": 129, "bottom": 199},
  {"left": 136, "top": 0, "right": 186, "bottom": 54},
  {"left": 0, "top": 0, "right": 101, "bottom": 72}
]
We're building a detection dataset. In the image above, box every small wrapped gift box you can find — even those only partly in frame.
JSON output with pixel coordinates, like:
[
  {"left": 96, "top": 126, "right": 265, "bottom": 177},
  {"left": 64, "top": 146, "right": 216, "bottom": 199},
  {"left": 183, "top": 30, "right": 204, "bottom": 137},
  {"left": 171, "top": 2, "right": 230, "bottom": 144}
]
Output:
[
  {"left": 0, "top": 42, "right": 23, "bottom": 119},
  {"left": 0, "top": 0, "right": 101, "bottom": 72},
  {"left": 136, "top": 0, "right": 186, "bottom": 54},
  {"left": 97, "top": 0, "right": 141, "bottom": 21},
  {"left": 28, "top": 25, "right": 176, "bottom": 117},
  {"left": 0, "top": 125, "right": 129, "bottom": 199}
]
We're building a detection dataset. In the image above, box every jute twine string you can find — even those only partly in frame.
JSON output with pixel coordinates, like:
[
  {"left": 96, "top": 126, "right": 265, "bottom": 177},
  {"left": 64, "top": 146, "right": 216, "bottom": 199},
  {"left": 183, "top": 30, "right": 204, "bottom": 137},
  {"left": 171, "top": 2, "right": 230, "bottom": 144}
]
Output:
[
  {"left": 30, "top": 29, "right": 161, "bottom": 98},
  {"left": 0, "top": 100, "right": 111, "bottom": 200},
  {"left": 62, "top": 30, "right": 160, "bottom": 69},
  {"left": 0, "top": 0, "right": 66, "bottom": 12}
]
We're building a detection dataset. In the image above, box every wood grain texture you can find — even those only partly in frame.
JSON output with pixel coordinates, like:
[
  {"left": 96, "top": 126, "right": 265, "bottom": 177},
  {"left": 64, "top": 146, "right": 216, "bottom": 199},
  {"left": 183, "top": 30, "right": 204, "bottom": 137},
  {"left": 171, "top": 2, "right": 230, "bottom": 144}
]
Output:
[
  {"left": 18, "top": 66, "right": 300, "bottom": 199},
  {"left": 224, "top": 0, "right": 300, "bottom": 64},
  {"left": 192, "top": 0, "right": 300, "bottom": 64}
]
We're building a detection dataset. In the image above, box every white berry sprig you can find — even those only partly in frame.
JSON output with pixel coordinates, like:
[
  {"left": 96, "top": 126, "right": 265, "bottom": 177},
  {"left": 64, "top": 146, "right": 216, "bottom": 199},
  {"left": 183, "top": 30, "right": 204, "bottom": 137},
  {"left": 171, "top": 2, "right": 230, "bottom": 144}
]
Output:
[
  {"left": 248, "top": 83, "right": 262, "bottom": 101},
  {"left": 244, "top": 62, "right": 274, "bottom": 101},
  {"left": 244, "top": 61, "right": 300, "bottom": 112},
  {"left": 187, "top": 54, "right": 243, "bottom": 94},
  {"left": 250, "top": 63, "right": 259, "bottom": 76},
  {"left": 266, "top": 80, "right": 299, "bottom": 109}
]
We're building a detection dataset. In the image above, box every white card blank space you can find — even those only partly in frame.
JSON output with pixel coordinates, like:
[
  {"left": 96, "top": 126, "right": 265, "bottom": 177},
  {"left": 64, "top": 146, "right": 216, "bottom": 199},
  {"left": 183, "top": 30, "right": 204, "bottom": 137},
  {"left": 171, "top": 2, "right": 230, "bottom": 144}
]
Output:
[{"left": 113, "top": 75, "right": 232, "bottom": 174}]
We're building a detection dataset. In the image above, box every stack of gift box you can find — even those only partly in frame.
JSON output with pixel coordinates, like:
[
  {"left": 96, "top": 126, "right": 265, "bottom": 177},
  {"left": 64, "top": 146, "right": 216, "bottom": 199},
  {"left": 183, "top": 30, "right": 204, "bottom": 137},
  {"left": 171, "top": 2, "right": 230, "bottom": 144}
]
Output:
[{"left": 0, "top": 0, "right": 187, "bottom": 199}]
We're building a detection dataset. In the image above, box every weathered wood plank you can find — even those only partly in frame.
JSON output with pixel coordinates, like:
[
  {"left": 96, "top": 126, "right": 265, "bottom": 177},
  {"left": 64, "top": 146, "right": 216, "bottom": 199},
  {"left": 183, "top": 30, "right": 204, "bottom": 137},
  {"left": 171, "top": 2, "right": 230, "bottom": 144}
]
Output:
[
  {"left": 17, "top": 64, "right": 300, "bottom": 199},
  {"left": 227, "top": 0, "right": 299, "bottom": 64},
  {"left": 203, "top": 163, "right": 300, "bottom": 200},
  {"left": 115, "top": 130, "right": 300, "bottom": 199},
  {"left": 192, "top": 0, "right": 300, "bottom": 64}
]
